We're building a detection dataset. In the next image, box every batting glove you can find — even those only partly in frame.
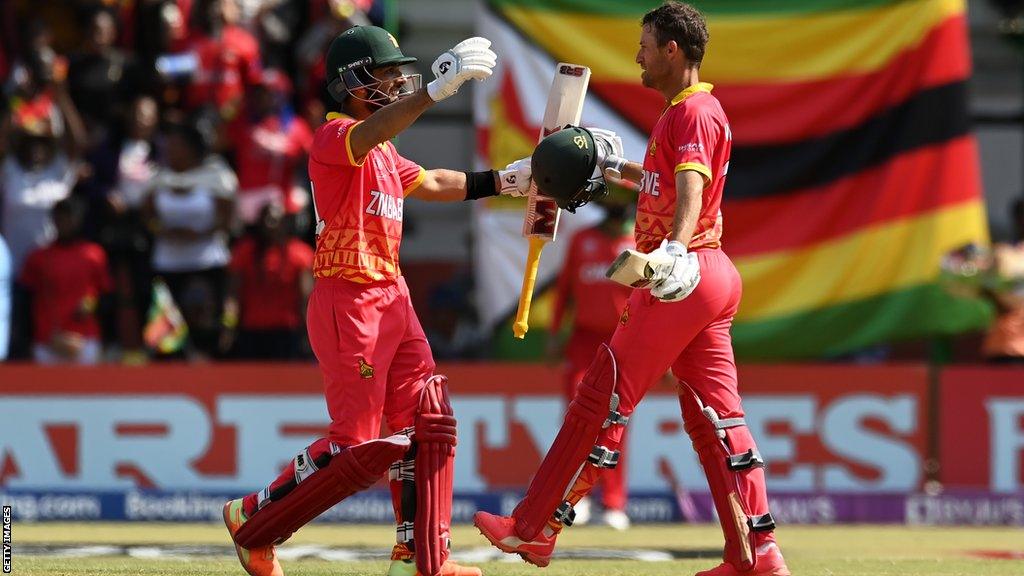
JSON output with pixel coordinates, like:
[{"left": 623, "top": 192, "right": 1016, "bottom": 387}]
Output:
[
  {"left": 588, "top": 127, "right": 628, "bottom": 179},
  {"left": 649, "top": 239, "right": 701, "bottom": 302},
  {"left": 427, "top": 37, "right": 497, "bottom": 102},
  {"left": 497, "top": 157, "right": 531, "bottom": 197}
]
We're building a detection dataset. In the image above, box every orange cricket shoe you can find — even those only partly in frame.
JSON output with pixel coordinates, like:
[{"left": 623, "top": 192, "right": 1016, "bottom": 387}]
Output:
[
  {"left": 473, "top": 511, "right": 557, "bottom": 568},
  {"left": 387, "top": 543, "right": 482, "bottom": 576},
  {"left": 223, "top": 498, "right": 284, "bottom": 576},
  {"left": 695, "top": 542, "right": 791, "bottom": 576}
]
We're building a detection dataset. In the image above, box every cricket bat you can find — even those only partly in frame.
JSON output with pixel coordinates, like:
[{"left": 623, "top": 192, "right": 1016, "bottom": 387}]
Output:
[
  {"left": 512, "top": 63, "right": 591, "bottom": 339},
  {"left": 606, "top": 247, "right": 675, "bottom": 289}
]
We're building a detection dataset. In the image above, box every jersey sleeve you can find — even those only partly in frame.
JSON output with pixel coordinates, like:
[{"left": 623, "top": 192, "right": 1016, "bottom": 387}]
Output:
[
  {"left": 671, "top": 106, "right": 718, "bottom": 186},
  {"left": 396, "top": 152, "right": 426, "bottom": 197},
  {"left": 311, "top": 117, "right": 365, "bottom": 167}
]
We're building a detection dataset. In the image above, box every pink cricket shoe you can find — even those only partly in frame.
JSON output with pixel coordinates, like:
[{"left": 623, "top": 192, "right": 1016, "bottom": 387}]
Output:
[
  {"left": 472, "top": 511, "right": 557, "bottom": 567},
  {"left": 695, "top": 542, "right": 791, "bottom": 576},
  {"left": 223, "top": 498, "right": 284, "bottom": 576}
]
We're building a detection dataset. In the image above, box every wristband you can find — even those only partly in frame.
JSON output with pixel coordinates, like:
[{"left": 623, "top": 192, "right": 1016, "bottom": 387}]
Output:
[{"left": 463, "top": 170, "right": 499, "bottom": 200}]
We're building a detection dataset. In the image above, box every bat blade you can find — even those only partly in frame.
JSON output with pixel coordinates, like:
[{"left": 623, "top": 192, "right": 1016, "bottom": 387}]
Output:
[
  {"left": 521, "top": 63, "right": 591, "bottom": 242},
  {"left": 513, "top": 63, "right": 591, "bottom": 339}
]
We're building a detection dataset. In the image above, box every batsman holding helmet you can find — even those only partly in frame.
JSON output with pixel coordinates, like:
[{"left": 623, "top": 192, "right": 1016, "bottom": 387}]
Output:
[
  {"left": 476, "top": 3, "right": 790, "bottom": 575},
  {"left": 221, "top": 26, "right": 533, "bottom": 576}
]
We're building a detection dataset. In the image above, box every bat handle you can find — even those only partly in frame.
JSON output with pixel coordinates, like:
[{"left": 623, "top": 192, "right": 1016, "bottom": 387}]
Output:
[{"left": 513, "top": 237, "right": 548, "bottom": 339}]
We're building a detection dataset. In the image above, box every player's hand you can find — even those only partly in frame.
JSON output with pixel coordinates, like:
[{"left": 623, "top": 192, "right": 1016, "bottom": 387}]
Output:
[
  {"left": 427, "top": 37, "right": 497, "bottom": 102},
  {"left": 497, "top": 157, "right": 531, "bottom": 197},
  {"left": 649, "top": 240, "right": 701, "bottom": 302},
  {"left": 588, "top": 127, "right": 627, "bottom": 179}
]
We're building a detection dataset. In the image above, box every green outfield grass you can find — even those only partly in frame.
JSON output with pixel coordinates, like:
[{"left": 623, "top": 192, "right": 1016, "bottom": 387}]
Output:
[{"left": 10, "top": 522, "right": 1024, "bottom": 576}]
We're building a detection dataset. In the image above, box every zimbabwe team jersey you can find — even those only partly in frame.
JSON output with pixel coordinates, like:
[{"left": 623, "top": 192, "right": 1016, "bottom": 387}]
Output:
[
  {"left": 309, "top": 112, "right": 425, "bottom": 282},
  {"left": 552, "top": 226, "right": 634, "bottom": 334},
  {"left": 634, "top": 82, "right": 731, "bottom": 253}
]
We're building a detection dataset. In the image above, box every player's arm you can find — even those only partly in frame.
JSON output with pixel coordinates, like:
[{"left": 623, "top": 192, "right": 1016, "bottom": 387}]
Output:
[
  {"left": 348, "top": 90, "right": 435, "bottom": 161},
  {"left": 408, "top": 161, "right": 532, "bottom": 202},
  {"left": 670, "top": 170, "right": 704, "bottom": 245},
  {"left": 350, "top": 38, "right": 497, "bottom": 161},
  {"left": 612, "top": 161, "right": 645, "bottom": 184}
]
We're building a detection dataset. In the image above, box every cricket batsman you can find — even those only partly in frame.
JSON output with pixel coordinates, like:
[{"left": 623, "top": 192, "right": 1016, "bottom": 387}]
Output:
[
  {"left": 221, "top": 25, "right": 534, "bottom": 576},
  {"left": 475, "top": 3, "right": 791, "bottom": 575}
]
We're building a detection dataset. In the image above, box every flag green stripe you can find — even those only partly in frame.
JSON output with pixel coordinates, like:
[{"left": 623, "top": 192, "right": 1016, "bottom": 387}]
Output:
[
  {"left": 732, "top": 284, "right": 992, "bottom": 360},
  {"left": 487, "top": 0, "right": 907, "bottom": 17}
]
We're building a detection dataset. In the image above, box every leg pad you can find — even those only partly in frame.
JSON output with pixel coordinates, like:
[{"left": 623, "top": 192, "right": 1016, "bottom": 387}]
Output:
[{"left": 235, "top": 435, "right": 410, "bottom": 549}]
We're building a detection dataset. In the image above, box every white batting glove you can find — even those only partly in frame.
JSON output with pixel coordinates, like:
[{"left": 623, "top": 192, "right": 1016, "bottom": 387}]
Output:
[
  {"left": 426, "top": 37, "right": 497, "bottom": 102},
  {"left": 497, "top": 157, "right": 531, "bottom": 197},
  {"left": 588, "top": 127, "right": 628, "bottom": 179},
  {"left": 649, "top": 240, "right": 701, "bottom": 302}
]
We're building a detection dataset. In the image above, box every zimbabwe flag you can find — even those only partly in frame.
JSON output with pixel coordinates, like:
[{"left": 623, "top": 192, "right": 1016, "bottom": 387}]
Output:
[{"left": 475, "top": 0, "right": 991, "bottom": 359}]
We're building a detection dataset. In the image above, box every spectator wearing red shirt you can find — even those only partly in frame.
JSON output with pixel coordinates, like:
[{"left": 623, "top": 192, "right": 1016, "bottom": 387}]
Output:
[
  {"left": 547, "top": 188, "right": 636, "bottom": 530},
  {"left": 183, "top": 0, "right": 261, "bottom": 119},
  {"left": 222, "top": 203, "right": 313, "bottom": 359},
  {"left": 232, "top": 69, "right": 313, "bottom": 225},
  {"left": 18, "top": 197, "right": 112, "bottom": 364}
]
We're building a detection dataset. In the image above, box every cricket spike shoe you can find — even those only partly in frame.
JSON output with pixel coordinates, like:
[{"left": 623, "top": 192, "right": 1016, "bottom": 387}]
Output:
[
  {"left": 695, "top": 542, "right": 791, "bottom": 576},
  {"left": 223, "top": 499, "right": 284, "bottom": 576},
  {"left": 473, "top": 511, "right": 557, "bottom": 568},
  {"left": 387, "top": 543, "right": 482, "bottom": 576}
]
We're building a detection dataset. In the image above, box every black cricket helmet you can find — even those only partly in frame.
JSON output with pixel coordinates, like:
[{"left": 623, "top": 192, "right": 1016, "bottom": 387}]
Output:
[
  {"left": 325, "top": 26, "right": 421, "bottom": 105},
  {"left": 531, "top": 126, "right": 609, "bottom": 213}
]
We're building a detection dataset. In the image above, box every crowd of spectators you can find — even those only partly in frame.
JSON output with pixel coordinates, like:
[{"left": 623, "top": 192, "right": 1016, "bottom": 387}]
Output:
[{"left": 0, "top": 0, "right": 388, "bottom": 363}]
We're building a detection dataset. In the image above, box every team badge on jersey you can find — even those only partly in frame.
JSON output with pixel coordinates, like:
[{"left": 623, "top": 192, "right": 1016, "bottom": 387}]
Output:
[
  {"left": 649, "top": 140, "right": 657, "bottom": 156},
  {"left": 358, "top": 357, "right": 375, "bottom": 379},
  {"left": 619, "top": 303, "right": 630, "bottom": 326}
]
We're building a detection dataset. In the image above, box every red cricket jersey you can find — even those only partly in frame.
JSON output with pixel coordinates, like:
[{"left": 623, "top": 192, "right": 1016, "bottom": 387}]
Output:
[
  {"left": 184, "top": 25, "right": 262, "bottom": 110},
  {"left": 235, "top": 114, "right": 313, "bottom": 203},
  {"left": 18, "top": 240, "right": 112, "bottom": 343},
  {"left": 635, "top": 82, "right": 731, "bottom": 253},
  {"left": 308, "top": 112, "right": 425, "bottom": 283},
  {"left": 552, "top": 226, "right": 635, "bottom": 334},
  {"left": 229, "top": 237, "right": 314, "bottom": 330}
]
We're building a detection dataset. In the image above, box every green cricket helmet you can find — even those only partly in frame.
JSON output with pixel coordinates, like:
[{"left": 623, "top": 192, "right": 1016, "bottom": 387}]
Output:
[
  {"left": 325, "top": 26, "right": 421, "bottom": 105},
  {"left": 531, "top": 126, "right": 609, "bottom": 213}
]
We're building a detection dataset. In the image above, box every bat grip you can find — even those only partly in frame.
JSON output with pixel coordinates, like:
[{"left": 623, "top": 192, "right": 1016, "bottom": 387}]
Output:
[{"left": 513, "top": 237, "right": 547, "bottom": 339}]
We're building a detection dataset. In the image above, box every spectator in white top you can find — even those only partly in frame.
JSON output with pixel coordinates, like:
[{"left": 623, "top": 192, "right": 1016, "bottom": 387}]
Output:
[
  {"left": 142, "top": 121, "right": 236, "bottom": 359},
  {"left": 1, "top": 45, "right": 88, "bottom": 274}
]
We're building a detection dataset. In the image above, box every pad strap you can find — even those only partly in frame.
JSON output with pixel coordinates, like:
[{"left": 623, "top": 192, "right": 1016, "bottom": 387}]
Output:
[
  {"left": 588, "top": 446, "right": 620, "bottom": 469},
  {"left": 749, "top": 512, "right": 777, "bottom": 532},
  {"left": 727, "top": 448, "right": 765, "bottom": 471}
]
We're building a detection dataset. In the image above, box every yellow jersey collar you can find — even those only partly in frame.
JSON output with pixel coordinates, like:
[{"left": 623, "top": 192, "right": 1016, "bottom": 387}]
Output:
[
  {"left": 326, "top": 111, "right": 355, "bottom": 121},
  {"left": 670, "top": 82, "right": 714, "bottom": 106}
]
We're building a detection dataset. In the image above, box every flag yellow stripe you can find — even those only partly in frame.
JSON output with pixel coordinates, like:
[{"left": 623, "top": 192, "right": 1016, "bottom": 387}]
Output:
[
  {"left": 502, "top": 0, "right": 963, "bottom": 85},
  {"left": 734, "top": 200, "right": 987, "bottom": 321}
]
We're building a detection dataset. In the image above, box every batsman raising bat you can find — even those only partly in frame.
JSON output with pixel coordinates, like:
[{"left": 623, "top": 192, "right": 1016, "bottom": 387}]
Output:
[
  {"left": 475, "top": 3, "right": 791, "bottom": 576},
  {"left": 219, "top": 25, "right": 527, "bottom": 576}
]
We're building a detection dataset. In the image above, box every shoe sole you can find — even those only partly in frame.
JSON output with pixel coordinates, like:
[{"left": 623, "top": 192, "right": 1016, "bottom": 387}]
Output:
[{"left": 473, "top": 521, "right": 550, "bottom": 568}]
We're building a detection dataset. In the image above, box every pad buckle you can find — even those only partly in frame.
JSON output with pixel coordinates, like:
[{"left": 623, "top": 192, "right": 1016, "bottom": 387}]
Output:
[
  {"left": 603, "top": 393, "right": 629, "bottom": 428},
  {"left": 396, "top": 521, "right": 415, "bottom": 543},
  {"left": 553, "top": 501, "right": 576, "bottom": 527},
  {"left": 749, "top": 512, "right": 776, "bottom": 532},
  {"left": 726, "top": 448, "right": 765, "bottom": 471},
  {"left": 588, "top": 445, "right": 620, "bottom": 469}
]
